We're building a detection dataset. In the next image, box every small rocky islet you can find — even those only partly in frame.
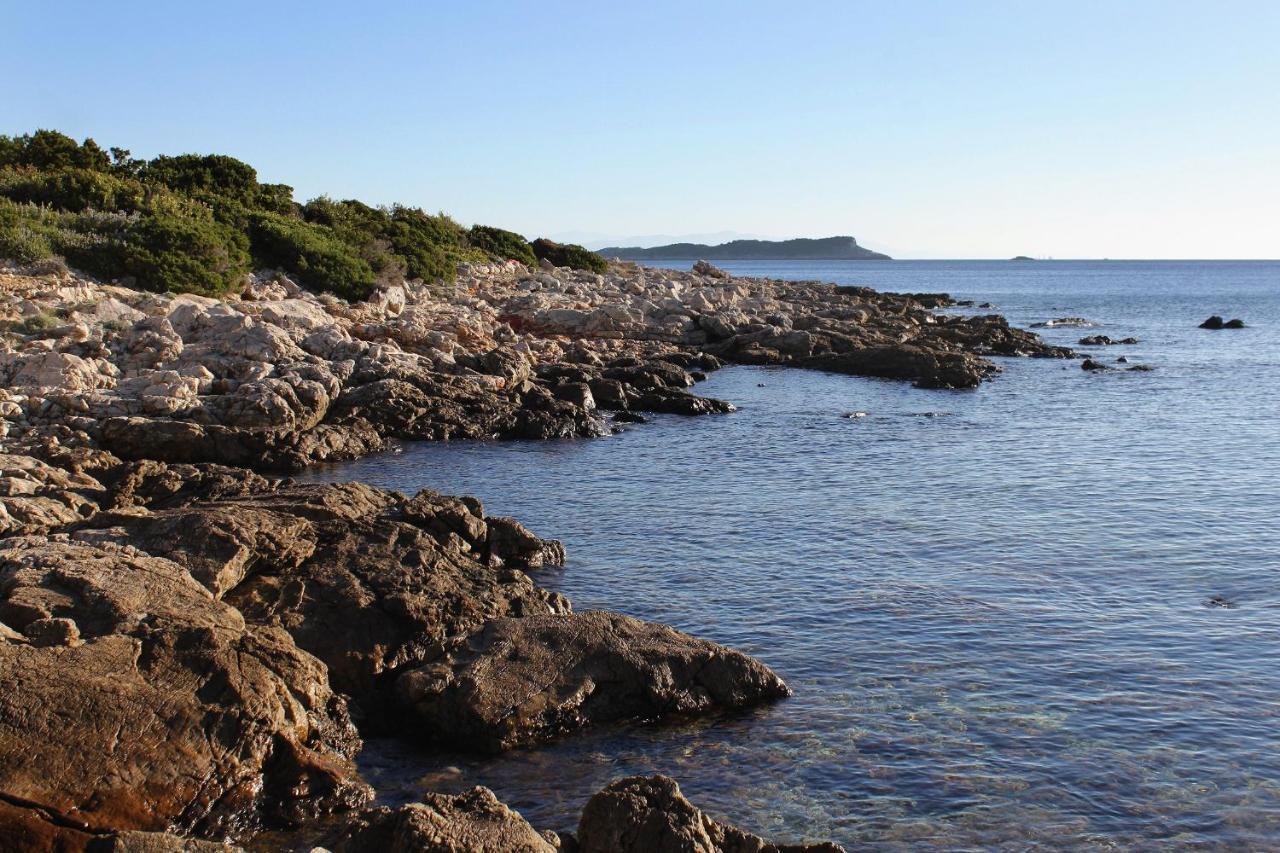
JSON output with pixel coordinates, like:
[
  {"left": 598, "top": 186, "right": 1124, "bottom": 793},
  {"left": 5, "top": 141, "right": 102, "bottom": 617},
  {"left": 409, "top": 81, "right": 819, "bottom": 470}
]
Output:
[{"left": 0, "top": 256, "right": 1071, "bottom": 851}]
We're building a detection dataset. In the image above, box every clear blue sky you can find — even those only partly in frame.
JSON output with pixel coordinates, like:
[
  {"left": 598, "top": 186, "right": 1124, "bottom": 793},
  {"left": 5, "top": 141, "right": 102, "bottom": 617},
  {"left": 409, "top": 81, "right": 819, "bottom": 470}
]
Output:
[{"left": 4, "top": 1, "right": 1278, "bottom": 258}]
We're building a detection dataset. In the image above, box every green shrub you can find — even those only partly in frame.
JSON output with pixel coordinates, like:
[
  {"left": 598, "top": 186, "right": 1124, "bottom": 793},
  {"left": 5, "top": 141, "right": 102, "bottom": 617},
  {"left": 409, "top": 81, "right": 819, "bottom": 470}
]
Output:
[
  {"left": 0, "top": 128, "right": 559, "bottom": 301},
  {"left": 531, "top": 238, "right": 608, "bottom": 273},
  {"left": 145, "top": 154, "right": 296, "bottom": 218},
  {"left": 0, "top": 130, "right": 111, "bottom": 172},
  {"left": 14, "top": 311, "right": 58, "bottom": 335},
  {"left": 121, "top": 214, "right": 251, "bottom": 296},
  {"left": 0, "top": 217, "right": 55, "bottom": 264},
  {"left": 0, "top": 166, "right": 147, "bottom": 213},
  {"left": 250, "top": 213, "right": 376, "bottom": 301},
  {"left": 384, "top": 207, "right": 471, "bottom": 281},
  {"left": 468, "top": 225, "right": 536, "bottom": 266}
]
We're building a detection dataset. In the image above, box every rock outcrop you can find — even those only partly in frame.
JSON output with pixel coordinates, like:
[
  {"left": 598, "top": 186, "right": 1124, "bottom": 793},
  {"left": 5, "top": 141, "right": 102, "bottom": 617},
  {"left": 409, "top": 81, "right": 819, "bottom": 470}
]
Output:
[
  {"left": 0, "top": 259, "right": 1067, "bottom": 472},
  {"left": 0, "top": 253, "right": 1066, "bottom": 850},
  {"left": 396, "top": 612, "right": 791, "bottom": 752},
  {"left": 318, "top": 788, "right": 559, "bottom": 852},
  {"left": 0, "top": 536, "right": 371, "bottom": 838},
  {"left": 1199, "top": 315, "right": 1245, "bottom": 329},
  {"left": 0, "top": 452, "right": 799, "bottom": 849}
]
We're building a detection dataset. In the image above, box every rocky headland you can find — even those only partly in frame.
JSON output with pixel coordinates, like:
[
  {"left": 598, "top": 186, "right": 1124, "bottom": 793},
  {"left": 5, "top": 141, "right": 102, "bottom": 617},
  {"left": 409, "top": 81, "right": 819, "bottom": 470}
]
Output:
[
  {"left": 596, "top": 235, "right": 891, "bottom": 261},
  {"left": 0, "top": 256, "right": 1070, "bottom": 851}
]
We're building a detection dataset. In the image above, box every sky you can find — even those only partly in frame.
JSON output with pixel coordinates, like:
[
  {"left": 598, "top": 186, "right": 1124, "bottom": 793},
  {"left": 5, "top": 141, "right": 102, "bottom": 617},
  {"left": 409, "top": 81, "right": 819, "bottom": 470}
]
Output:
[{"left": 3, "top": 1, "right": 1278, "bottom": 258}]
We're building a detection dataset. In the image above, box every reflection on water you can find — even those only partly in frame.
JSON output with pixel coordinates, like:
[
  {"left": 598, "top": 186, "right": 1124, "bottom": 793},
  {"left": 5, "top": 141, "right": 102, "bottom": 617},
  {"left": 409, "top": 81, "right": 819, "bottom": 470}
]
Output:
[{"left": 298, "top": 261, "right": 1280, "bottom": 849}]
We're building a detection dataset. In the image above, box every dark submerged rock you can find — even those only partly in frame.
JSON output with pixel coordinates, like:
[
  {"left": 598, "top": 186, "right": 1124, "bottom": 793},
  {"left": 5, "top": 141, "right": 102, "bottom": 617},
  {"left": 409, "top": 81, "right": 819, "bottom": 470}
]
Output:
[
  {"left": 1079, "top": 335, "right": 1138, "bottom": 346},
  {"left": 1031, "top": 317, "right": 1093, "bottom": 328}
]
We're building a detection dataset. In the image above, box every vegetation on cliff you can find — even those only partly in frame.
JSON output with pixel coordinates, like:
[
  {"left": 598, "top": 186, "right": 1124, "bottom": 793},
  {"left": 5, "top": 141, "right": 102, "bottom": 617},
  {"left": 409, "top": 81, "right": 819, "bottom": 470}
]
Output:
[{"left": 0, "top": 129, "right": 598, "bottom": 298}]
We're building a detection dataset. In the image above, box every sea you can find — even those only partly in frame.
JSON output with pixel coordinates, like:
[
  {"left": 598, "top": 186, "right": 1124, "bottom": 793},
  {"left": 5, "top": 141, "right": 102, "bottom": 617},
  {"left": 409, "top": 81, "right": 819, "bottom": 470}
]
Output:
[{"left": 297, "top": 260, "right": 1280, "bottom": 850}]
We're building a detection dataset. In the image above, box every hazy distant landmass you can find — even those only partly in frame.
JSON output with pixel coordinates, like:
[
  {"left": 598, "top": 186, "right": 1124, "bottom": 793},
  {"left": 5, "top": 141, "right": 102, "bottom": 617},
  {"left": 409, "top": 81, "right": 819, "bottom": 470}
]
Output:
[{"left": 597, "top": 235, "right": 891, "bottom": 261}]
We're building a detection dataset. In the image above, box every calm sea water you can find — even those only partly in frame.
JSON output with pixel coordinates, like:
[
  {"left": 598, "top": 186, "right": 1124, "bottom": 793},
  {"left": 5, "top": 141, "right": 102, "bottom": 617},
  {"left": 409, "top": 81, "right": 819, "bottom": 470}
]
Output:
[{"left": 299, "top": 260, "right": 1280, "bottom": 850}]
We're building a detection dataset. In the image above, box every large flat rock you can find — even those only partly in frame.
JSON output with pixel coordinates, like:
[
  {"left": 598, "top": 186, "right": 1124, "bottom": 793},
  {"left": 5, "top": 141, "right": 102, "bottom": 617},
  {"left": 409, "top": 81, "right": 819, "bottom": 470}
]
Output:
[{"left": 396, "top": 611, "right": 791, "bottom": 752}]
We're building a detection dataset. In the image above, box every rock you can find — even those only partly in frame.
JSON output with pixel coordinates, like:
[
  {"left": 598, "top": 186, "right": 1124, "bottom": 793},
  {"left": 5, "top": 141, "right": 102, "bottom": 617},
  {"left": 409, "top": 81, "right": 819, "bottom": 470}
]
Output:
[
  {"left": 184, "top": 483, "right": 572, "bottom": 723},
  {"left": 0, "top": 257, "right": 1073, "bottom": 848},
  {"left": 553, "top": 382, "right": 596, "bottom": 411},
  {"left": 0, "top": 350, "right": 112, "bottom": 393},
  {"left": 1081, "top": 358, "right": 1110, "bottom": 371},
  {"left": 0, "top": 257, "right": 1063, "bottom": 476},
  {"left": 692, "top": 260, "right": 730, "bottom": 279},
  {"left": 1200, "top": 315, "right": 1245, "bottom": 329},
  {"left": 805, "top": 346, "right": 991, "bottom": 389},
  {"left": 100, "top": 830, "right": 246, "bottom": 851},
  {"left": 632, "top": 389, "right": 736, "bottom": 416},
  {"left": 0, "top": 798, "right": 100, "bottom": 852},
  {"left": 1031, "top": 317, "right": 1093, "bottom": 328},
  {"left": 319, "top": 788, "right": 557, "bottom": 853},
  {"left": 485, "top": 515, "right": 567, "bottom": 569},
  {"left": 84, "top": 504, "right": 317, "bottom": 598},
  {"left": 395, "top": 611, "right": 791, "bottom": 753},
  {"left": 0, "top": 538, "right": 371, "bottom": 837},
  {"left": 1079, "top": 335, "right": 1138, "bottom": 346},
  {"left": 21, "top": 615, "right": 82, "bottom": 646},
  {"left": 1116, "top": 356, "right": 1128, "bottom": 363},
  {"left": 577, "top": 775, "right": 845, "bottom": 853}
]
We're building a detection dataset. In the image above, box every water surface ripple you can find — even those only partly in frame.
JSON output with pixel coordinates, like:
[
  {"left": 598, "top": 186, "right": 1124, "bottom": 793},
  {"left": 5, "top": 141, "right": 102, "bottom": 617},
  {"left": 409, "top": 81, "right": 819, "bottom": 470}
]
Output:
[{"left": 300, "top": 261, "right": 1280, "bottom": 850}]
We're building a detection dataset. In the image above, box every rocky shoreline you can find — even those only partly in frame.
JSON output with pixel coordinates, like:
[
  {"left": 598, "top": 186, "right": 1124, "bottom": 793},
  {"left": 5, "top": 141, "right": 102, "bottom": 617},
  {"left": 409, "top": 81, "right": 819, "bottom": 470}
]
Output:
[{"left": 0, "top": 258, "right": 1070, "bottom": 851}]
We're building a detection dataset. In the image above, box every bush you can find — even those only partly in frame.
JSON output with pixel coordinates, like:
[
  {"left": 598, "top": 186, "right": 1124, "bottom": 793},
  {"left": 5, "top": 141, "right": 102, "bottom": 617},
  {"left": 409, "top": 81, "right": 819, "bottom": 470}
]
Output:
[
  {"left": 0, "top": 130, "right": 111, "bottom": 172},
  {"left": 0, "top": 217, "right": 55, "bottom": 264},
  {"left": 468, "top": 225, "right": 536, "bottom": 266},
  {"left": 20, "top": 312, "right": 58, "bottom": 334},
  {"left": 121, "top": 214, "right": 251, "bottom": 295},
  {"left": 146, "top": 154, "right": 296, "bottom": 219},
  {"left": 384, "top": 207, "right": 475, "bottom": 281},
  {"left": 0, "top": 128, "right": 559, "bottom": 302},
  {"left": 250, "top": 213, "right": 376, "bottom": 301},
  {"left": 0, "top": 166, "right": 147, "bottom": 213},
  {"left": 531, "top": 238, "right": 608, "bottom": 273}
]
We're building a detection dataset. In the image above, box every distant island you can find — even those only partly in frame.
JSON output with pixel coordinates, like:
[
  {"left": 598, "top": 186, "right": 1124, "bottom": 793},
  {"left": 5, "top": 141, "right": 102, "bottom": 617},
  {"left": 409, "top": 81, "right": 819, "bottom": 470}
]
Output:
[
  {"left": 597, "top": 235, "right": 891, "bottom": 261},
  {"left": 1010, "top": 255, "right": 1036, "bottom": 261}
]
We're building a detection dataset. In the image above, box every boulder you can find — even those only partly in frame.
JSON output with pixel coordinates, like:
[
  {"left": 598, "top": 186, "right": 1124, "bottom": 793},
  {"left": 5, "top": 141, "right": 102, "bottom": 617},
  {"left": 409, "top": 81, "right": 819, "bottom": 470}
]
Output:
[
  {"left": 577, "top": 775, "right": 845, "bottom": 853},
  {"left": 485, "top": 515, "right": 567, "bottom": 569},
  {"left": 0, "top": 538, "right": 371, "bottom": 837},
  {"left": 173, "top": 483, "right": 572, "bottom": 721},
  {"left": 692, "top": 260, "right": 730, "bottom": 279},
  {"left": 99, "top": 830, "right": 246, "bottom": 851},
  {"left": 319, "top": 788, "right": 558, "bottom": 853},
  {"left": 1030, "top": 317, "right": 1093, "bottom": 328},
  {"left": 395, "top": 611, "right": 791, "bottom": 752},
  {"left": 1079, "top": 335, "right": 1138, "bottom": 346}
]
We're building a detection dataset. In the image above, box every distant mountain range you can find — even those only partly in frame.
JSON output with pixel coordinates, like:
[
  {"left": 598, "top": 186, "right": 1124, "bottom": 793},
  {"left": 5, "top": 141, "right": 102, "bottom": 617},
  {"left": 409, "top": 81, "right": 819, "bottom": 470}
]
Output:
[{"left": 596, "top": 235, "right": 891, "bottom": 261}]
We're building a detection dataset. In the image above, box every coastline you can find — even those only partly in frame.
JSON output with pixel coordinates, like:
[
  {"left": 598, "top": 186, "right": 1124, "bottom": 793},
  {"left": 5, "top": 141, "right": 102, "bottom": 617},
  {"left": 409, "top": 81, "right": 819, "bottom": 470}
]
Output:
[{"left": 0, "top": 258, "right": 1071, "bottom": 850}]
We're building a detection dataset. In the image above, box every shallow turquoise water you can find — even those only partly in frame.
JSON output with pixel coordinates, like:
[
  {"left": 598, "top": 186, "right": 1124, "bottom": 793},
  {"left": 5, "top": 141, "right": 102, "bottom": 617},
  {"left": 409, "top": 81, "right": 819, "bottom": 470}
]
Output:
[{"left": 300, "top": 261, "right": 1280, "bottom": 850}]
